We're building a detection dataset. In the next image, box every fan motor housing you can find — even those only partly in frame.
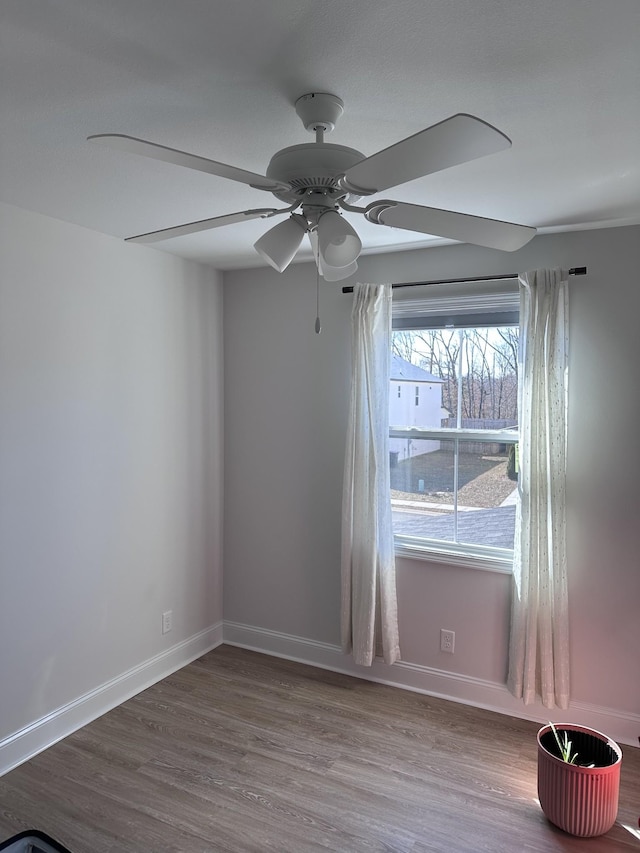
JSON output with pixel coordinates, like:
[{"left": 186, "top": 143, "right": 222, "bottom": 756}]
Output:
[{"left": 266, "top": 142, "right": 365, "bottom": 203}]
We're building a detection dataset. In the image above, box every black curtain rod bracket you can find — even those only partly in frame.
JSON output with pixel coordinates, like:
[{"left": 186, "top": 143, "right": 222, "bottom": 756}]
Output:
[{"left": 341, "top": 266, "right": 587, "bottom": 294}]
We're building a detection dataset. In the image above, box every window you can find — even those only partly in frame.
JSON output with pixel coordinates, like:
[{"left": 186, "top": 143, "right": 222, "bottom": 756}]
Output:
[
  {"left": 389, "top": 285, "right": 519, "bottom": 571},
  {"left": 415, "top": 386, "right": 420, "bottom": 406},
  {"left": 397, "top": 385, "right": 402, "bottom": 398}
]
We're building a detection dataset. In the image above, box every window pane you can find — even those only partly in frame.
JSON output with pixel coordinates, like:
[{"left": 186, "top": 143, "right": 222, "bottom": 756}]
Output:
[
  {"left": 457, "top": 440, "right": 516, "bottom": 548},
  {"left": 392, "top": 327, "right": 520, "bottom": 428},
  {"left": 390, "top": 324, "right": 519, "bottom": 558},
  {"left": 391, "top": 439, "right": 454, "bottom": 544},
  {"left": 390, "top": 437, "right": 517, "bottom": 549}
]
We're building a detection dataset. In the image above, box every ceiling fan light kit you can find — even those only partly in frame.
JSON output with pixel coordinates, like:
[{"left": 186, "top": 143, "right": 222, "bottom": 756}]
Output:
[
  {"left": 89, "top": 92, "right": 537, "bottom": 279},
  {"left": 316, "top": 210, "right": 362, "bottom": 268},
  {"left": 319, "top": 259, "right": 359, "bottom": 282},
  {"left": 309, "top": 229, "right": 359, "bottom": 283},
  {"left": 254, "top": 214, "right": 306, "bottom": 272}
]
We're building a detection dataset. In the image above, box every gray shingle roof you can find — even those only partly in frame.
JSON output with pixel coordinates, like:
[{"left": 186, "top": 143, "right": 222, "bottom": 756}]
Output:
[{"left": 390, "top": 354, "right": 443, "bottom": 383}]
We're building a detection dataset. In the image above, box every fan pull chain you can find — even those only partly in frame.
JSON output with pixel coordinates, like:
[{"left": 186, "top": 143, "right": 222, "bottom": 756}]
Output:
[{"left": 315, "top": 262, "right": 322, "bottom": 334}]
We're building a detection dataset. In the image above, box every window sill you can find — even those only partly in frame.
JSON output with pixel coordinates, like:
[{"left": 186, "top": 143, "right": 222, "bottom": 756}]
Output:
[{"left": 394, "top": 537, "right": 514, "bottom": 574}]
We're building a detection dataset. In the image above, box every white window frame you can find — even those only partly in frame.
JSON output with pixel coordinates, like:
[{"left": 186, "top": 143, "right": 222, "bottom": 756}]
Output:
[{"left": 391, "top": 283, "right": 520, "bottom": 573}]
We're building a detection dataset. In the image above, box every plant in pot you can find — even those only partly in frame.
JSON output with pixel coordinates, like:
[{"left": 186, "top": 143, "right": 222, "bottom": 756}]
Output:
[{"left": 537, "top": 722, "right": 623, "bottom": 837}]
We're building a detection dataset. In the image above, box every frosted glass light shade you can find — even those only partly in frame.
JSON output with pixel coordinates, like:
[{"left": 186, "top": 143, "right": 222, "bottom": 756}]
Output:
[
  {"left": 319, "top": 258, "right": 358, "bottom": 281},
  {"left": 254, "top": 216, "right": 305, "bottom": 272},
  {"left": 317, "top": 211, "right": 362, "bottom": 268}
]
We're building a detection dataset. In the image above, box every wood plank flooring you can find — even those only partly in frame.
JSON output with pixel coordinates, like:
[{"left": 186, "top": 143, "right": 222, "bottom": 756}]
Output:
[{"left": 1, "top": 646, "right": 638, "bottom": 852}]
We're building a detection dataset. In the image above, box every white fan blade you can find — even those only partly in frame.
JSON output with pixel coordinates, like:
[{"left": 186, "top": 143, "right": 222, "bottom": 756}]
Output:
[
  {"left": 369, "top": 201, "right": 536, "bottom": 252},
  {"left": 125, "top": 209, "right": 280, "bottom": 244},
  {"left": 342, "top": 114, "right": 511, "bottom": 194},
  {"left": 88, "top": 134, "right": 289, "bottom": 192}
]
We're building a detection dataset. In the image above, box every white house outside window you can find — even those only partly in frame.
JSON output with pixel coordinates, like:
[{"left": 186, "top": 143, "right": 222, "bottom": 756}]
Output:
[{"left": 390, "top": 284, "right": 520, "bottom": 572}]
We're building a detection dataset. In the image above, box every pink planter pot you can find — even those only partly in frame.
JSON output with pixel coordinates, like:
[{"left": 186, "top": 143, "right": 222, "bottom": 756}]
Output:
[{"left": 537, "top": 724, "right": 622, "bottom": 837}]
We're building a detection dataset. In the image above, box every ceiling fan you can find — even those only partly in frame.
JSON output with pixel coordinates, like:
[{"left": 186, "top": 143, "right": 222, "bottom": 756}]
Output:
[{"left": 88, "top": 93, "right": 536, "bottom": 281}]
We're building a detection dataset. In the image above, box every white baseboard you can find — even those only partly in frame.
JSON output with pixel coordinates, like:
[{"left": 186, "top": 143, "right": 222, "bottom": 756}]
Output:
[
  {"left": 223, "top": 621, "right": 640, "bottom": 749},
  {"left": 3, "top": 619, "right": 636, "bottom": 779},
  {"left": 0, "top": 622, "right": 223, "bottom": 777}
]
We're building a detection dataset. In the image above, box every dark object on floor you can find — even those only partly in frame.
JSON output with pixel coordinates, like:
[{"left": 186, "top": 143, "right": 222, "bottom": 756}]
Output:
[{"left": 0, "top": 831, "right": 73, "bottom": 853}]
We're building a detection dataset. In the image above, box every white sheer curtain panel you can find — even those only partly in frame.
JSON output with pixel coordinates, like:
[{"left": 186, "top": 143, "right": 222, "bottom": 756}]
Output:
[
  {"left": 508, "top": 268, "right": 570, "bottom": 709},
  {"left": 341, "top": 283, "right": 401, "bottom": 667}
]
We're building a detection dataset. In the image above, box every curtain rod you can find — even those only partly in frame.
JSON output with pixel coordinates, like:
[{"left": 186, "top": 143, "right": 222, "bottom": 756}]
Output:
[{"left": 341, "top": 266, "right": 587, "bottom": 294}]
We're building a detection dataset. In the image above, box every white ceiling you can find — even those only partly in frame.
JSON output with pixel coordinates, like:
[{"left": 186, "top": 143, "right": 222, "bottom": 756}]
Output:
[{"left": 2, "top": 0, "right": 639, "bottom": 270}]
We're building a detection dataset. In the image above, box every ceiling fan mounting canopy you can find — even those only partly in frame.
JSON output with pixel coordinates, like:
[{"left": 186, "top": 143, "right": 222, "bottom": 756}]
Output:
[
  {"left": 294, "top": 92, "right": 345, "bottom": 134},
  {"left": 87, "top": 91, "right": 537, "bottom": 280}
]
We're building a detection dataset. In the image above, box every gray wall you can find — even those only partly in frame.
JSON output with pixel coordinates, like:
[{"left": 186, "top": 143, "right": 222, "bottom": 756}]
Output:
[
  {"left": 223, "top": 226, "right": 640, "bottom": 730},
  {"left": 0, "top": 203, "right": 224, "bottom": 749}
]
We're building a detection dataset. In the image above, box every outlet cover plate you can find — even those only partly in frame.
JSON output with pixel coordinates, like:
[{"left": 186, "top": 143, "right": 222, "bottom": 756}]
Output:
[
  {"left": 440, "top": 628, "right": 455, "bottom": 653},
  {"left": 162, "top": 610, "right": 173, "bottom": 634}
]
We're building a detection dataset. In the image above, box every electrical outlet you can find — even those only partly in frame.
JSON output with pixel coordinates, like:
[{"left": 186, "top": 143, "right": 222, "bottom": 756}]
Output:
[
  {"left": 162, "top": 610, "right": 173, "bottom": 634},
  {"left": 440, "top": 628, "right": 455, "bottom": 653}
]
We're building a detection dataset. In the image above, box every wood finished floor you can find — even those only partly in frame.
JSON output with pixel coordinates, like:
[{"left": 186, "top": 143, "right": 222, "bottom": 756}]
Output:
[{"left": 1, "top": 646, "right": 638, "bottom": 852}]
